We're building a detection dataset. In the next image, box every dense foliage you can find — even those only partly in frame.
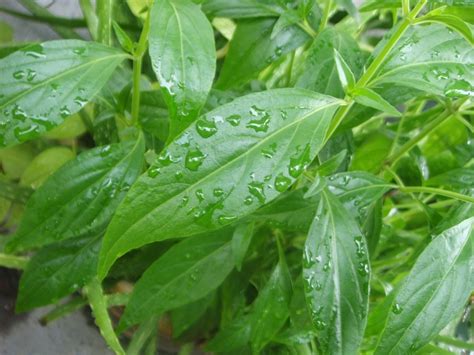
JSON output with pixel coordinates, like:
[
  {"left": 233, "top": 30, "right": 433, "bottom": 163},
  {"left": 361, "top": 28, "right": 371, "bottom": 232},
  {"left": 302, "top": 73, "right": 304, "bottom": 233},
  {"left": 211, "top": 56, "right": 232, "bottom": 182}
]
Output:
[{"left": 0, "top": 0, "right": 473, "bottom": 354}]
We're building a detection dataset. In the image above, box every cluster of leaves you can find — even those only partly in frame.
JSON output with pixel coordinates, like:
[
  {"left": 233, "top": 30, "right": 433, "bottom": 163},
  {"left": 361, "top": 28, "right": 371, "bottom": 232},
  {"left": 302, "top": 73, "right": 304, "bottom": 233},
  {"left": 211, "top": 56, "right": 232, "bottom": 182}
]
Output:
[{"left": 0, "top": 0, "right": 473, "bottom": 354}]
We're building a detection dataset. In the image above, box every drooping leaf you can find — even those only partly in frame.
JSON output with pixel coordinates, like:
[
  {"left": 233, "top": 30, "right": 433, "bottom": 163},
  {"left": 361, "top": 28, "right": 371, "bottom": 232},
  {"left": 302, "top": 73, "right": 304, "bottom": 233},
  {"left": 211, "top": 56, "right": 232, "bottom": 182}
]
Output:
[
  {"left": 369, "top": 23, "right": 474, "bottom": 98},
  {"left": 98, "top": 89, "right": 341, "bottom": 278},
  {"left": 375, "top": 218, "right": 474, "bottom": 354},
  {"left": 249, "top": 246, "right": 292, "bottom": 352},
  {"left": 16, "top": 233, "right": 101, "bottom": 312},
  {"left": 118, "top": 231, "right": 234, "bottom": 330},
  {"left": 303, "top": 189, "right": 370, "bottom": 354},
  {"left": 232, "top": 222, "right": 255, "bottom": 271},
  {"left": 0, "top": 40, "right": 127, "bottom": 147},
  {"left": 216, "top": 18, "right": 309, "bottom": 89},
  {"left": 296, "top": 27, "right": 364, "bottom": 98},
  {"left": 149, "top": 0, "right": 216, "bottom": 139},
  {"left": 6, "top": 136, "right": 145, "bottom": 253}
]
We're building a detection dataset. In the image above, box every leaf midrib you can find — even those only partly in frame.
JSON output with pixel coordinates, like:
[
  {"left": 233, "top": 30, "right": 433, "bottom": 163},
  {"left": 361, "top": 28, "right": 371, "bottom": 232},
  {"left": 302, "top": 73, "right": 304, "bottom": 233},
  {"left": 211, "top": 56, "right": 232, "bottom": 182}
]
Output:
[
  {"left": 0, "top": 53, "right": 127, "bottom": 110},
  {"left": 104, "top": 99, "right": 341, "bottom": 266}
]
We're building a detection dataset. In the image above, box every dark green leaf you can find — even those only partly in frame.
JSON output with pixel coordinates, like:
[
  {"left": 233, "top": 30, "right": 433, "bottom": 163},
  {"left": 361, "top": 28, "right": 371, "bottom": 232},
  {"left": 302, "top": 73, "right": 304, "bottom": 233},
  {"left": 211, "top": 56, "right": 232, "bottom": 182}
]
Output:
[
  {"left": 375, "top": 218, "right": 474, "bottom": 354},
  {"left": 112, "top": 21, "right": 134, "bottom": 53},
  {"left": 118, "top": 230, "right": 234, "bottom": 330},
  {"left": 0, "top": 40, "right": 127, "bottom": 147},
  {"left": 6, "top": 137, "right": 145, "bottom": 253},
  {"left": 303, "top": 190, "right": 370, "bottom": 354},
  {"left": 217, "top": 19, "right": 309, "bottom": 89},
  {"left": 206, "top": 315, "right": 252, "bottom": 352},
  {"left": 16, "top": 233, "right": 101, "bottom": 312},
  {"left": 296, "top": 27, "right": 364, "bottom": 98},
  {"left": 98, "top": 89, "right": 341, "bottom": 277},
  {"left": 149, "top": 0, "right": 216, "bottom": 138},
  {"left": 171, "top": 292, "right": 215, "bottom": 337},
  {"left": 316, "top": 149, "right": 347, "bottom": 176},
  {"left": 249, "top": 246, "right": 292, "bottom": 352},
  {"left": 232, "top": 222, "right": 255, "bottom": 271}
]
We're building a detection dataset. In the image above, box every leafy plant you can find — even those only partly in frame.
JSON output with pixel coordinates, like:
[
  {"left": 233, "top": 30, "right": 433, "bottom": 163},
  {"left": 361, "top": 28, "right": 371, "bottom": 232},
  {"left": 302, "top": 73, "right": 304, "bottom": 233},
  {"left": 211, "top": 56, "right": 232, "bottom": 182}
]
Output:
[{"left": 0, "top": 0, "right": 473, "bottom": 354}]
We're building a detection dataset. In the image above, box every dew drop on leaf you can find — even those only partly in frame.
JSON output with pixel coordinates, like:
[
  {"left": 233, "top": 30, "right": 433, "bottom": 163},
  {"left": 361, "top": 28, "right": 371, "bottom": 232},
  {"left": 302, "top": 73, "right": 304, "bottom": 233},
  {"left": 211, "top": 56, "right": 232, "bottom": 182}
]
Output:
[
  {"left": 185, "top": 147, "right": 206, "bottom": 171},
  {"left": 274, "top": 174, "right": 292, "bottom": 192},
  {"left": 196, "top": 118, "right": 218, "bottom": 138}
]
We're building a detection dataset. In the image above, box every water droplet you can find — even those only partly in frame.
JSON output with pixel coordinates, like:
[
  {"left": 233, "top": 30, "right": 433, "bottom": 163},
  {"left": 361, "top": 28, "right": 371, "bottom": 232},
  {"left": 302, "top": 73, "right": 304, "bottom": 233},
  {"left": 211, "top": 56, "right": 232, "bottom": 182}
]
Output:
[
  {"left": 288, "top": 144, "right": 311, "bottom": 178},
  {"left": 244, "top": 196, "right": 253, "bottom": 205},
  {"left": 444, "top": 79, "right": 473, "bottom": 98},
  {"left": 12, "top": 105, "right": 27, "bottom": 121},
  {"left": 60, "top": 106, "right": 71, "bottom": 118},
  {"left": 23, "top": 43, "right": 45, "bottom": 58},
  {"left": 189, "top": 273, "right": 197, "bottom": 281},
  {"left": 323, "top": 262, "right": 331, "bottom": 271},
  {"left": 73, "top": 47, "right": 86, "bottom": 55},
  {"left": 180, "top": 196, "right": 189, "bottom": 207},
  {"left": 213, "top": 188, "right": 224, "bottom": 197},
  {"left": 185, "top": 147, "right": 206, "bottom": 171},
  {"left": 14, "top": 124, "right": 39, "bottom": 141},
  {"left": 261, "top": 142, "right": 277, "bottom": 159},
  {"left": 195, "top": 189, "right": 205, "bottom": 202},
  {"left": 226, "top": 114, "right": 241, "bottom": 126},
  {"left": 274, "top": 174, "right": 292, "bottom": 192},
  {"left": 392, "top": 303, "right": 403, "bottom": 314},
  {"left": 275, "top": 46, "right": 283, "bottom": 56},
  {"left": 247, "top": 106, "right": 271, "bottom": 133},
  {"left": 13, "top": 70, "right": 25, "bottom": 80},
  {"left": 196, "top": 118, "right": 218, "bottom": 138},
  {"left": 100, "top": 145, "right": 111, "bottom": 157},
  {"left": 357, "top": 262, "right": 369, "bottom": 276},
  {"left": 175, "top": 171, "right": 183, "bottom": 181},
  {"left": 26, "top": 69, "right": 36, "bottom": 82},
  {"left": 74, "top": 96, "right": 87, "bottom": 108},
  {"left": 218, "top": 215, "right": 237, "bottom": 225},
  {"left": 354, "top": 236, "right": 366, "bottom": 258},
  {"left": 248, "top": 181, "right": 266, "bottom": 204},
  {"left": 148, "top": 166, "right": 161, "bottom": 178}
]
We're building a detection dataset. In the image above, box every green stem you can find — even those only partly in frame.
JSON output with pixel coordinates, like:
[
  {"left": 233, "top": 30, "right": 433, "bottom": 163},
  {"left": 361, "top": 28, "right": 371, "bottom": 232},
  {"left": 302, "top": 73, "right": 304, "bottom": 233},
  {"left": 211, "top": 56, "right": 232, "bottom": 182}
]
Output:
[
  {"left": 79, "top": 0, "right": 99, "bottom": 40},
  {"left": 319, "top": 0, "right": 333, "bottom": 33},
  {"left": 97, "top": 0, "right": 114, "bottom": 45},
  {"left": 18, "top": 0, "right": 82, "bottom": 39},
  {"left": 399, "top": 186, "right": 474, "bottom": 204},
  {"left": 0, "top": 253, "right": 29, "bottom": 269},
  {"left": 84, "top": 278, "right": 125, "bottom": 355},
  {"left": 435, "top": 335, "right": 474, "bottom": 351},
  {"left": 0, "top": 6, "right": 86, "bottom": 27},
  {"left": 131, "top": 8, "right": 152, "bottom": 126},
  {"left": 127, "top": 316, "right": 158, "bottom": 355},
  {"left": 324, "top": 0, "right": 427, "bottom": 142},
  {"left": 40, "top": 297, "right": 87, "bottom": 325},
  {"left": 386, "top": 98, "right": 468, "bottom": 166}
]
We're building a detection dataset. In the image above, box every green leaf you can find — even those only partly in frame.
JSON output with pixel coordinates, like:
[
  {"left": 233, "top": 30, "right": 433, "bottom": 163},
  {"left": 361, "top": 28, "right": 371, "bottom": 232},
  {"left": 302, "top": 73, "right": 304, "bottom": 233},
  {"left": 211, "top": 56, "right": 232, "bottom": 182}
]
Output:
[
  {"left": 232, "top": 222, "right": 255, "bottom": 271},
  {"left": 316, "top": 149, "right": 347, "bottom": 176},
  {"left": 249, "top": 246, "right": 292, "bottom": 352},
  {"left": 112, "top": 21, "right": 134, "bottom": 53},
  {"left": 350, "top": 132, "right": 392, "bottom": 173},
  {"left": 352, "top": 87, "right": 401, "bottom": 116},
  {"left": 6, "top": 137, "right": 145, "bottom": 253},
  {"left": 206, "top": 315, "right": 252, "bottom": 352},
  {"left": 0, "top": 40, "right": 127, "bottom": 147},
  {"left": 118, "top": 231, "right": 234, "bottom": 330},
  {"left": 16, "top": 233, "right": 101, "bottom": 312},
  {"left": 417, "top": 13, "right": 473, "bottom": 44},
  {"left": 171, "top": 292, "right": 215, "bottom": 338},
  {"left": 303, "top": 190, "right": 370, "bottom": 354},
  {"left": 20, "top": 147, "right": 75, "bottom": 189},
  {"left": 98, "top": 89, "right": 341, "bottom": 278},
  {"left": 202, "top": 0, "right": 279, "bottom": 18},
  {"left": 149, "top": 0, "right": 216, "bottom": 139},
  {"left": 426, "top": 166, "right": 474, "bottom": 190},
  {"left": 369, "top": 23, "right": 474, "bottom": 98},
  {"left": 375, "top": 218, "right": 474, "bottom": 354},
  {"left": 216, "top": 18, "right": 309, "bottom": 89},
  {"left": 334, "top": 48, "right": 356, "bottom": 91},
  {"left": 296, "top": 27, "right": 364, "bottom": 98}
]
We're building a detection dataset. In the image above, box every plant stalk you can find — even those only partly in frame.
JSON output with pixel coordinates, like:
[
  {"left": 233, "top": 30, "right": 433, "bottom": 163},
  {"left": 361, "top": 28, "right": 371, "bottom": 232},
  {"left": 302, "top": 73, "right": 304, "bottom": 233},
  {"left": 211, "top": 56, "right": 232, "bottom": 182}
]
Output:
[
  {"left": 79, "top": 0, "right": 99, "bottom": 40},
  {"left": 324, "top": 0, "right": 428, "bottom": 143},
  {"left": 96, "top": 0, "right": 114, "bottom": 45},
  {"left": 0, "top": 253, "right": 29, "bottom": 269},
  {"left": 84, "top": 277, "right": 125, "bottom": 355}
]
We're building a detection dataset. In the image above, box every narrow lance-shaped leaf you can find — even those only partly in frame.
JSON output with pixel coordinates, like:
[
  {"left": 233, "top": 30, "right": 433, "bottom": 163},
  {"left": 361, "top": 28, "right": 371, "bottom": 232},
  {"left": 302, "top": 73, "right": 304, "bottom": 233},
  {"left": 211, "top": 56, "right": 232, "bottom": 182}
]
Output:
[
  {"left": 16, "top": 233, "right": 101, "bottom": 312},
  {"left": 232, "top": 222, "right": 255, "bottom": 271},
  {"left": 6, "top": 136, "right": 145, "bottom": 253},
  {"left": 303, "top": 189, "right": 370, "bottom": 354},
  {"left": 202, "top": 0, "right": 279, "bottom": 19},
  {"left": 334, "top": 49, "right": 356, "bottom": 91},
  {"left": 375, "top": 218, "right": 474, "bottom": 354},
  {"left": 118, "top": 230, "right": 234, "bottom": 330},
  {"left": 0, "top": 40, "right": 127, "bottom": 147},
  {"left": 369, "top": 23, "right": 474, "bottom": 98},
  {"left": 249, "top": 241, "right": 292, "bottom": 352},
  {"left": 149, "top": 0, "right": 216, "bottom": 139},
  {"left": 98, "top": 89, "right": 341, "bottom": 278},
  {"left": 352, "top": 87, "right": 401, "bottom": 116}
]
